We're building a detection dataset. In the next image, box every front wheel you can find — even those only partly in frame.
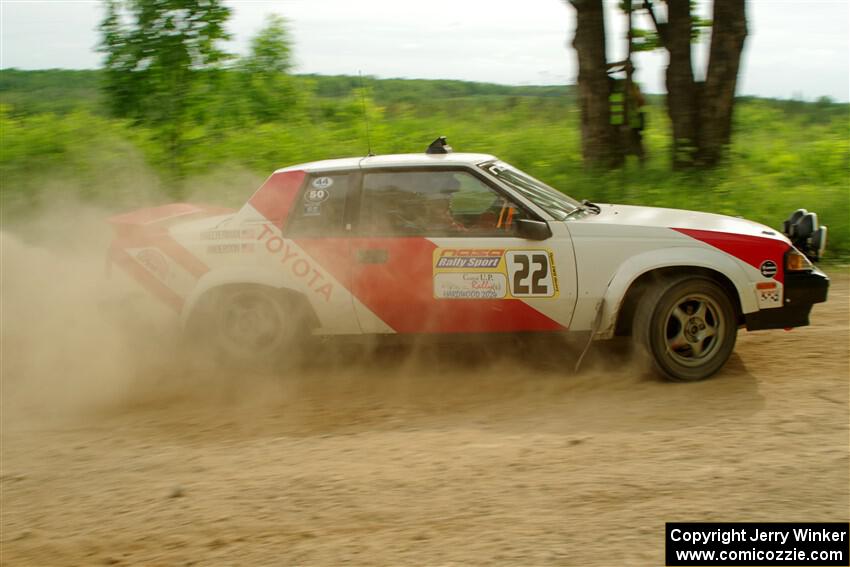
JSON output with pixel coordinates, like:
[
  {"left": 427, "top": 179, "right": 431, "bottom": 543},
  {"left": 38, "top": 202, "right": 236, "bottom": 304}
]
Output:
[{"left": 633, "top": 276, "right": 737, "bottom": 381}]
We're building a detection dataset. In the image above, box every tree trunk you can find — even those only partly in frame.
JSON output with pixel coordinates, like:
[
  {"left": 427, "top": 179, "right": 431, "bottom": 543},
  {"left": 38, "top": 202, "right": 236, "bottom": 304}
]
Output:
[
  {"left": 660, "top": 0, "right": 747, "bottom": 169},
  {"left": 699, "top": 0, "right": 747, "bottom": 166},
  {"left": 665, "top": 1, "right": 700, "bottom": 169},
  {"left": 570, "top": 0, "right": 622, "bottom": 168}
]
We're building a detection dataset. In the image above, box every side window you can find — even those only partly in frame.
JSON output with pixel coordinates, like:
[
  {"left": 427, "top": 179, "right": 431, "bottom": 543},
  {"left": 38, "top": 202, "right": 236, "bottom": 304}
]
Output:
[
  {"left": 287, "top": 173, "right": 349, "bottom": 236},
  {"left": 360, "top": 170, "right": 527, "bottom": 236}
]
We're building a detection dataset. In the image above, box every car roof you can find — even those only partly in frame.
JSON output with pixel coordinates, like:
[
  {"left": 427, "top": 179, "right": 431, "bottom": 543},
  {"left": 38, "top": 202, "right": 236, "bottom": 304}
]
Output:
[{"left": 274, "top": 152, "right": 497, "bottom": 174}]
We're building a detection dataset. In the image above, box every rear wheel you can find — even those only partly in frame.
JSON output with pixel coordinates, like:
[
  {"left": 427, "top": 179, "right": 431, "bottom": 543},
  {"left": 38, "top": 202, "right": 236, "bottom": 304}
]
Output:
[
  {"left": 191, "top": 286, "right": 310, "bottom": 370},
  {"left": 633, "top": 276, "right": 737, "bottom": 381}
]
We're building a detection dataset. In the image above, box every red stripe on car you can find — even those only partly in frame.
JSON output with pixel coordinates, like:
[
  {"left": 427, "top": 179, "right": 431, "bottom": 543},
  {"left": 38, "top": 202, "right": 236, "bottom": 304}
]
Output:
[
  {"left": 673, "top": 228, "right": 789, "bottom": 283},
  {"left": 153, "top": 234, "right": 210, "bottom": 279},
  {"left": 248, "top": 170, "right": 306, "bottom": 226},
  {"left": 298, "top": 238, "right": 565, "bottom": 334}
]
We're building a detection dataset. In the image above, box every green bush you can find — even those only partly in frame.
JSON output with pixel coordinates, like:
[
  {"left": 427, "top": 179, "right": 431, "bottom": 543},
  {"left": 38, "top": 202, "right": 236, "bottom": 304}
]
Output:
[{"left": 1, "top": 72, "right": 847, "bottom": 258}]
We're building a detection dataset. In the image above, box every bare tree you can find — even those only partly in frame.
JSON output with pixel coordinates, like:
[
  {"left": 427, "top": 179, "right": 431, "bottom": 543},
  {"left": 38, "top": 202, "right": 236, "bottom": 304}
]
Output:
[
  {"left": 568, "top": 0, "right": 747, "bottom": 169},
  {"left": 569, "top": 0, "right": 623, "bottom": 168},
  {"left": 646, "top": 0, "right": 747, "bottom": 168},
  {"left": 699, "top": 0, "right": 748, "bottom": 166}
]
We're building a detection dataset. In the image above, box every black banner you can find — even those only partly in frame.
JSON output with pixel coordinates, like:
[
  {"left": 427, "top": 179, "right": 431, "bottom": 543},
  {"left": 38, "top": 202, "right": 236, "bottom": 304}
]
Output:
[{"left": 666, "top": 522, "right": 849, "bottom": 566}]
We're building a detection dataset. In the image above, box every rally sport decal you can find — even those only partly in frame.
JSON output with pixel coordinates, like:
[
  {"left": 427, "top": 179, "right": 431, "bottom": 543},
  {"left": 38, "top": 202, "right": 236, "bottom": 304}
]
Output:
[{"left": 432, "top": 248, "right": 559, "bottom": 300}]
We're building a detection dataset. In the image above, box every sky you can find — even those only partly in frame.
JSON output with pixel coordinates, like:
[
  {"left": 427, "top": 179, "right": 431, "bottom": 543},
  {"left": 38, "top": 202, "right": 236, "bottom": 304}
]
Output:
[{"left": 0, "top": 0, "right": 848, "bottom": 102}]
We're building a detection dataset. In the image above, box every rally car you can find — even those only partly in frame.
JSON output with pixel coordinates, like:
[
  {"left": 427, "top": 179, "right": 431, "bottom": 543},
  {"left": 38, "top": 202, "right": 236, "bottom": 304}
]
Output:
[{"left": 108, "top": 137, "right": 830, "bottom": 381}]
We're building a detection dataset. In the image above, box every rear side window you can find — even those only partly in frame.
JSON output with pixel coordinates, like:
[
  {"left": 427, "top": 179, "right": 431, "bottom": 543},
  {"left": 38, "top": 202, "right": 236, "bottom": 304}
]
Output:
[{"left": 287, "top": 173, "right": 349, "bottom": 236}]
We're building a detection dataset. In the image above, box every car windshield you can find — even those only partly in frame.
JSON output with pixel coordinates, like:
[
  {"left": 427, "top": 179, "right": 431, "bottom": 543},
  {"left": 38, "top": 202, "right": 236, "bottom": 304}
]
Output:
[{"left": 478, "top": 161, "right": 580, "bottom": 220}]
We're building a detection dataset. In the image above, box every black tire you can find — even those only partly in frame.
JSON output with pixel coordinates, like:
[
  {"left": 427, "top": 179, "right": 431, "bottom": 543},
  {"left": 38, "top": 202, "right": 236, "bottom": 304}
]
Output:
[
  {"left": 633, "top": 276, "right": 737, "bottom": 382},
  {"left": 190, "top": 285, "right": 310, "bottom": 370}
]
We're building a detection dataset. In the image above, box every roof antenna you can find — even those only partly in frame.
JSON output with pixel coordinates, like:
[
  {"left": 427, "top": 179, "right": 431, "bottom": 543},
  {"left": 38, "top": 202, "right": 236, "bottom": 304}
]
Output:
[{"left": 358, "top": 71, "right": 374, "bottom": 157}]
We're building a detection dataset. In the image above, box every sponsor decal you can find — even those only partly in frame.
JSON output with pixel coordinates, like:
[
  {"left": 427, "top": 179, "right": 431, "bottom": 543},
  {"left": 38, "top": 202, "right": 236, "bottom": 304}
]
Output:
[
  {"left": 311, "top": 177, "right": 333, "bottom": 190},
  {"left": 303, "top": 204, "right": 322, "bottom": 217},
  {"left": 257, "top": 223, "right": 334, "bottom": 302},
  {"left": 135, "top": 248, "right": 170, "bottom": 281},
  {"left": 759, "top": 289, "right": 780, "bottom": 304},
  {"left": 207, "top": 243, "right": 255, "bottom": 254},
  {"left": 114, "top": 249, "right": 183, "bottom": 312},
  {"left": 303, "top": 183, "right": 330, "bottom": 216},
  {"left": 759, "top": 260, "right": 778, "bottom": 278},
  {"left": 434, "top": 273, "right": 508, "bottom": 299},
  {"left": 433, "top": 248, "right": 558, "bottom": 299},
  {"left": 200, "top": 229, "right": 256, "bottom": 240},
  {"left": 756, "top": 281, "right": 781, "bottom": 308},
  {"left": 304, "top": 188, "right": 330, "bottom": 204},
  {"left": 435, "top": 248, "right": 504, "bottom": 269}
]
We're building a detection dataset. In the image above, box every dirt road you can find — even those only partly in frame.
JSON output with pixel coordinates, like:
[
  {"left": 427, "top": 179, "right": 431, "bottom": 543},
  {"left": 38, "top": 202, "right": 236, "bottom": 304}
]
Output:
[{"left": 2, "top": 235, "right": 848, "bottom": 566}]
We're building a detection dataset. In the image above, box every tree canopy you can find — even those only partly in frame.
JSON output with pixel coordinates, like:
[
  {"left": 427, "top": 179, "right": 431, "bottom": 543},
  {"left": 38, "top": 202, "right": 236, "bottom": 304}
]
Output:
[{"left": 99, "top": 0, "right": 232, "bottom": 186}]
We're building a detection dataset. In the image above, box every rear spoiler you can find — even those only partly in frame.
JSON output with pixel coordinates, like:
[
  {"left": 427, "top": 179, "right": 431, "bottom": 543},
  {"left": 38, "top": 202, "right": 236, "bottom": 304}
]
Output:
[{"left": 108, "top": 203, "right": 234, "bottom": 237}]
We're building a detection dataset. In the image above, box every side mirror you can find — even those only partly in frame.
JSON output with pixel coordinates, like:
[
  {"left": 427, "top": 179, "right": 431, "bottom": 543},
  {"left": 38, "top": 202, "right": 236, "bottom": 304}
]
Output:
[{"left": 516, "top": 218, "right": 551, "bottom": 240}]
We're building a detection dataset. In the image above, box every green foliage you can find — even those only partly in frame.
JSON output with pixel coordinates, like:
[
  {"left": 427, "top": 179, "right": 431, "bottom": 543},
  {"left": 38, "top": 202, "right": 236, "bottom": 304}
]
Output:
[
  {"left": 98, "top": 0, "right": 232, "bottom": 187},
  {"left": 234, "top": 15, "right": 300, "bottom": 123},
  {"left": 0, "top": 104, "right": 161, "bottom": 215},
  {"left": 99, "top": 0, "right": 232, "bottom": 123},
  {"left": 243, "top": 15, "right": 292, "bottom": 75},
  {"left": 626, "top": 1, "right": 712, "bottom": 53},
  {"left": 0, "top": 70, "right": 103, "bottom": 115},
  {"left": 1, "top": 70, "right": 848, "bottom": 258},
  {"left": 0, "top": 69, "right": 574, "bottom": 115},
  {"left": 307, "top": 75, "right": 574, "bottom": 105},
  {"left": 631, "top": 27, "right": 661, "bottom": 52}
]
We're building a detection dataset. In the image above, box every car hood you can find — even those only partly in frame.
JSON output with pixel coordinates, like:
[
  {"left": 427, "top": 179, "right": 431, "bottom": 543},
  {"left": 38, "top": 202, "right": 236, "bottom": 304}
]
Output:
[{"left": 576, "top": 204, "right": 789, "bottom": 242}]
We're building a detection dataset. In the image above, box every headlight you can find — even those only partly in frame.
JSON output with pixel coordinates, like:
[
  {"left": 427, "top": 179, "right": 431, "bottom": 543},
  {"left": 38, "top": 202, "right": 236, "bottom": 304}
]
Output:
[{"left": 785, "top": 247, "right": 813, "bottom": 272}]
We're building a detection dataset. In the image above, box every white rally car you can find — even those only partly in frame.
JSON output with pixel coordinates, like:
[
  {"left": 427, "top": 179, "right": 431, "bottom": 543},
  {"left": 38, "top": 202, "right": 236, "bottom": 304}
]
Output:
[{"left": 108, "top": 138, "right": 829, "bottom": 381}]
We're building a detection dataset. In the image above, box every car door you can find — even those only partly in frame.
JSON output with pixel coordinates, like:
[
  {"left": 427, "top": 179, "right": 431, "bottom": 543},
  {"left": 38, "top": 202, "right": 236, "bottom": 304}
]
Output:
[{"left": 348, "top": 167, "right": 577, "bottom": 334}]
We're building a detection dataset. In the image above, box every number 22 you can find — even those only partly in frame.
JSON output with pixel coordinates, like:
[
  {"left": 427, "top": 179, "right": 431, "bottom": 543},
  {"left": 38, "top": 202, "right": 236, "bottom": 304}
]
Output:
[{"left": 512, "top": 253, "right": 549, "bottom": 296}]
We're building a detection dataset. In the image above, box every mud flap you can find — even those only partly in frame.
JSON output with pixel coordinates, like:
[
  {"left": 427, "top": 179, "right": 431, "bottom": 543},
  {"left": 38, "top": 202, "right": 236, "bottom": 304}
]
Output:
[{"left": 574, "top": 298, "right": 605, "bottom": 373}]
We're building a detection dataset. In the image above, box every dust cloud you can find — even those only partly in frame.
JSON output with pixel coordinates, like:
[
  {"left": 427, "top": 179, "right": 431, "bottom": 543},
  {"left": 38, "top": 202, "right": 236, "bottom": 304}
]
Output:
[
  {"left": 1, "top": 204, "right": 175, "bottom": 418},
  {"left": 0, "top": 169, "right": 271, "bottom": 420},
  {"left": 0, "top": 194, "right": 641, "bottom": 424},
  {"left": 0, "top": 205, "right": 328, "bottom": 426}
]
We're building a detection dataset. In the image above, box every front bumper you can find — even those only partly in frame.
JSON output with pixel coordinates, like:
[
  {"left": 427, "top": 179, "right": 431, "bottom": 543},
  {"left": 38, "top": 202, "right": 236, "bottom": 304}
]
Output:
[{"left": 745, "top": 267, "right": 830, "bottom": 331}]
